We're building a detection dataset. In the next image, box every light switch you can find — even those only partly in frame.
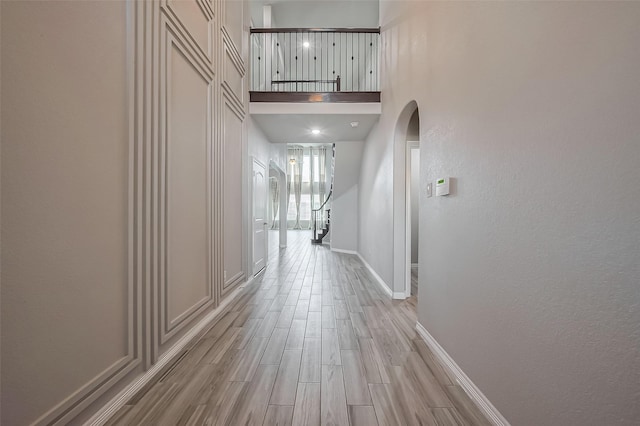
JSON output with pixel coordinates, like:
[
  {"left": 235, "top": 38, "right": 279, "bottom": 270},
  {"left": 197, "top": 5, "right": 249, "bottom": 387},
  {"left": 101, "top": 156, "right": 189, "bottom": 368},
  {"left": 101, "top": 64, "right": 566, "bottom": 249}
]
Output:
[{"left": 426, "top": 183, "right": 432, "bottom": 198}]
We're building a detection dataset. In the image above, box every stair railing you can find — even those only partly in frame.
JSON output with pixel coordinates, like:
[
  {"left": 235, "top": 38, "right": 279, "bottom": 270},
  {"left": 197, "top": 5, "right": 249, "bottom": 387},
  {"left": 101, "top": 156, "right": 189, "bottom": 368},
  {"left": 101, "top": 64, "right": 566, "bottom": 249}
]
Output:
[
  {"left": 271, "top": 76, "right": 341, "bottom": 92},
  {"left": 312, "top": 189, "right": 332, "bottom": 242}
]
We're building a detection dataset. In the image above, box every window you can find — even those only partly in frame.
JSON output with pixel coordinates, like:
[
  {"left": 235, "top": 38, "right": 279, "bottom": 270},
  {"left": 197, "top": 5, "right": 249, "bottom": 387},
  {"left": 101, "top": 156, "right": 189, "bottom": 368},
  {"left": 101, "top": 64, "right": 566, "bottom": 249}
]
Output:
[{"left": 286, "top": 145, "right": 331, "bottom": 228}]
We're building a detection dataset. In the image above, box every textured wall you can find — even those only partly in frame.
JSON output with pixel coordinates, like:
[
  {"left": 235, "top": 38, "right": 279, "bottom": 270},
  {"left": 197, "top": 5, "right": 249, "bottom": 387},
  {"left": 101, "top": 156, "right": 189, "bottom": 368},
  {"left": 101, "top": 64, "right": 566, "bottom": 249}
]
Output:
[
  {"left": 359, "top": 1, "right": 640, "bottom": 424},
  {"left": 410, "top": 148, "right": 419, "bottom": 264},
  {"left": 359, "top": 119, "right": 394, "bottom": 284},
  {"left": 332, "top": 141, "right": 364, "bottom": 252},
  {"left": 270, "top": 1, "right": 378, "bottom": 28}
]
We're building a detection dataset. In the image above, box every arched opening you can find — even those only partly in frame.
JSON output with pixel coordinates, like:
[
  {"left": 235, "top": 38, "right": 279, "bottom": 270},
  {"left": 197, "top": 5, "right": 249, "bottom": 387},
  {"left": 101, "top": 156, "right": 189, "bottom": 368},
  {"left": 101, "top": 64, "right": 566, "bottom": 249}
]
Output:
[
  {"left": 392, "top": 101, "right": 420, "bottom": 300},
  {"left": 268, "top": 161, "right": 288, "bottom": 256},
  {"left": 406, "top": 110, "right": 420, "bottom": 299}
]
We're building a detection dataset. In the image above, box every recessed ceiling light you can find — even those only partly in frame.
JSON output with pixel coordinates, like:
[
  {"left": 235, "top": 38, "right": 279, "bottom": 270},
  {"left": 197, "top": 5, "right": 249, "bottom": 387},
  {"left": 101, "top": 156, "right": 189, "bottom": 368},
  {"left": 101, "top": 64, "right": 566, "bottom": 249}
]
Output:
[
  {"left": 350, "top": 121, "right": 359, "bottom": 128},
  {"left": 311, "top": 129, "right": 321, "bottom": 135},
  {"left": 303, "top": 41, "right": 310, "bottom": 48}
]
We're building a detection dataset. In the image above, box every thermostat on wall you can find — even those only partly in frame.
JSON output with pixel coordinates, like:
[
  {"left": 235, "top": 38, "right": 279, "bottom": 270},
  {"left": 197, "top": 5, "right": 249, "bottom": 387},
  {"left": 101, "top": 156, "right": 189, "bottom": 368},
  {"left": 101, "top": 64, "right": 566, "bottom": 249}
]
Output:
[{"left": 435, "top": 177, "right": 450, "bottom": 196}]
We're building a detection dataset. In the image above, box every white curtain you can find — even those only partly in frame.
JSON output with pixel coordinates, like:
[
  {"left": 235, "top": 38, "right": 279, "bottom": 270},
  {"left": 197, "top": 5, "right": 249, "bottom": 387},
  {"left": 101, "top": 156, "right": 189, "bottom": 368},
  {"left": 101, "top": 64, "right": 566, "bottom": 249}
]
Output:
[
  {"left": 307, "top": 146, "right": 329, "bottom": 230},
  {"left": 269, "top": 176, "right": 279, "bottom": 229},
  {"left": 307, "top": 147, "right": 314, "bottom": 230},
  {"left": 287, "top": 146, "right": 304, "bottom": 229},
  {"left": 309, "top": 147, "right": 328, "bottom": 207}
]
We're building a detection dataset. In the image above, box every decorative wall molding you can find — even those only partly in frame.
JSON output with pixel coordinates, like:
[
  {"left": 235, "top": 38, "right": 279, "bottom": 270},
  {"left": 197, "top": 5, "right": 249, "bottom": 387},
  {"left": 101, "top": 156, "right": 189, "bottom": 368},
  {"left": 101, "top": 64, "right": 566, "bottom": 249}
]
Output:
[
  {"left": 222, "top": 82, "right": 246, "bottom": 120},
  {"left": 30, "top": 2, "right": 143, "bottom": 423},
  {"left": 222, "top": 39, "right": 245, "bottom": 105},
  {"left": 222, "top": 31, "right": 245, "bottom": 75},
  {"left": 32, "top": 358, "right": 140, "bottom": 426},
  {"left": 211, "top": 0, "right": 225, "bottom": 338},
  {"left": 158, "top": 13, "right": 216, "bottom": 347},
  {"left": 46, "top": 0, "right": 245, "bottom": 422},
  {"left": 220, "top": 25, "right": 243, "bottom": 64},
  {"left": 221, "top": 94, "right": 245, "bottom": 296},
  {"left": 355, "top": 252, "right": 393, "bottom": 298},
  {"left": 85, "top": 282, "right": 247, "bottom": 426},
  {"left": 224, "top": 271, "right": 245, "bottom": 290},
  {"left": 17, "top": 0, "right": 243, "bottom": 423},
  {"left": 415, "top": 322, "right": 511, "bottom": 426},
  {"left": 162, "top": 0, "right": 215, "bottom": 69}
]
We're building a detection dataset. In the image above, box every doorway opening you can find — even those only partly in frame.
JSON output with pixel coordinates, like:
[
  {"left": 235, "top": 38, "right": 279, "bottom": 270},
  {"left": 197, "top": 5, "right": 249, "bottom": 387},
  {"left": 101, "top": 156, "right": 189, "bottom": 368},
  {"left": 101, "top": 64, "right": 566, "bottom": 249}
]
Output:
[
  {"left": 268, "top": 161, "right": 287, "bottom": 259},
  {"left": 407, "top": 136, "right": 420, "bottom": 298},
  {"left": 392, "top": 101, "right": 420, "bottom": 300},
  {"left": 252, "top": 158, "right": 268, "bottom": 276}
]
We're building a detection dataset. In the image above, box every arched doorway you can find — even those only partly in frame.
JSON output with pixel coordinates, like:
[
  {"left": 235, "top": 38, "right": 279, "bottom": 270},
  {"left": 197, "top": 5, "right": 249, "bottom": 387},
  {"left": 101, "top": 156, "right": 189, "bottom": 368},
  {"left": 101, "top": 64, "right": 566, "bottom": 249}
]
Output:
[
  {"left": 392, "top": 101, "right": 420, "bottom": 299},
  {"left": 268, "top": 161, "right": 287, "bottom": 253}
]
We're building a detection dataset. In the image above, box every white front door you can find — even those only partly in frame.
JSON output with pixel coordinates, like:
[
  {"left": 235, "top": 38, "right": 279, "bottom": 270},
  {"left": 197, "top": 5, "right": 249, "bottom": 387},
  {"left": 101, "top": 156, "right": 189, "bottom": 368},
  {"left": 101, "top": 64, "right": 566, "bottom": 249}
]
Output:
[{"left": 253, "top": 159, "right": 267, "bottom": 275}]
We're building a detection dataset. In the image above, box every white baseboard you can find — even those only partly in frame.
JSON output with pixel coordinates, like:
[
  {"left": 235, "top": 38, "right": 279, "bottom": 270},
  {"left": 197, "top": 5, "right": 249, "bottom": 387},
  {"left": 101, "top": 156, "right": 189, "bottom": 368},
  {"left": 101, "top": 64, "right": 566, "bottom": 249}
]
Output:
[
  {"left": 355, "top": 252, "right": 393, "bottom": 298},
  {"left": 415, "top": 322, "right": 510, "bottom": 426},
  {"left": 86, "top": 282, "right": 248, "bottom": 426},
  {"left": 330, "top": 247, "right": 358, "bottom": 255},
  {"left": 392, "top": 292, "right": 406, "bottom": 299}
]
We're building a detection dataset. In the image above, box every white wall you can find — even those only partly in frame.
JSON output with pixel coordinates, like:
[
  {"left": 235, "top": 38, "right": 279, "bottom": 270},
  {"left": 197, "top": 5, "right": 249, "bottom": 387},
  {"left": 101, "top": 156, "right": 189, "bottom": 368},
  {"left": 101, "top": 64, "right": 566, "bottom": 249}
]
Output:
[
  {"left": 359, "top": 1, "right": 640, "bottom": 425},
  {"left": 248, "top": 117, "right": 286, "bottom": 171},
  {"left": 270, "top": 1, "right": 378, "bottom": 28},
  {"left": 331, "top": 141, "right": 364, "bottom": 252},
  {"left": 359, "top": 119, "right": 393, "bottom": 284},
  {"left": 252, "top": 1, "right": 379, "bottom": 29},
  {"left": 410, "top": 148, "right": 419, "bottom": 264}
]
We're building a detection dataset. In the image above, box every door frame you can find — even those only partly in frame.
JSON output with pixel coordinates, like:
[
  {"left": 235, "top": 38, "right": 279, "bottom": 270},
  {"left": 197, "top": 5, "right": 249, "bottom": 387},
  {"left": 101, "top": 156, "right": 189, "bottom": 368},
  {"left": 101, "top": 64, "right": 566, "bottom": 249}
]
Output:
[
  {"left": 405, "top": 141, "right": 420, "bottom": 298},
  {"left": 392, "top": 101, "right": 419, "bottom": 299},
  {"left": 269, "top": 160, "right": 288, "bottom": 249},
  {"left": 251, "top": 157, "right": 268, "bottom": 275}
]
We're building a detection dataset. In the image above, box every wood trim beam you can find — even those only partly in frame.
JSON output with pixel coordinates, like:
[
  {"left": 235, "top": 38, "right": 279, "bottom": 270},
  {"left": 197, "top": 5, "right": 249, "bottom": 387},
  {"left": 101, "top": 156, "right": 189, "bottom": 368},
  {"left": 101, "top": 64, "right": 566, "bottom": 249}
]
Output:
[
  {"left": 250, "top": 27, "right": 380, "bottom": 34},
  {"left": 249, "top": 91, "right": 380, "bottom": 103}
]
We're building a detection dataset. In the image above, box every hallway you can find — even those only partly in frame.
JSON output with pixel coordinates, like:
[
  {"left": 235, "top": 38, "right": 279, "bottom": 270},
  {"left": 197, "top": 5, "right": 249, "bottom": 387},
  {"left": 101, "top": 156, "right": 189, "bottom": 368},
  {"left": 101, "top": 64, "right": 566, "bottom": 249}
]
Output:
[{"left": 106, "top": 232, "right": 490, "bottom": 425}]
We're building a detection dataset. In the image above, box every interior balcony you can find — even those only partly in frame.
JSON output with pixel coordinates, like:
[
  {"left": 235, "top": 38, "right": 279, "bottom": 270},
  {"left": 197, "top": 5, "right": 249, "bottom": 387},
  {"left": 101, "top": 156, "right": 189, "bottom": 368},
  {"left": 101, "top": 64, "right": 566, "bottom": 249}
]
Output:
[
  {"left": 249, "top": 27, "right": 381, "bottom": 148},
  {"left": 249, "top": 27, "right": 380, "bottom": 104}
]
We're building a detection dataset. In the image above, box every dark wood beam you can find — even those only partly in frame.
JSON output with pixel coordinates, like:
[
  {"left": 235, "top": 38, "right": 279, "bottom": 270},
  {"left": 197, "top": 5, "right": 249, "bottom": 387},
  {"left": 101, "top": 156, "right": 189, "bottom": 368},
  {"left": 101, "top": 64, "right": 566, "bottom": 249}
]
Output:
[
  {"left": 249, "top": 91, "right": 381, "bottom": 103},
  {"left": 250, "top": 27, "right": 380, "bottom": 34}
]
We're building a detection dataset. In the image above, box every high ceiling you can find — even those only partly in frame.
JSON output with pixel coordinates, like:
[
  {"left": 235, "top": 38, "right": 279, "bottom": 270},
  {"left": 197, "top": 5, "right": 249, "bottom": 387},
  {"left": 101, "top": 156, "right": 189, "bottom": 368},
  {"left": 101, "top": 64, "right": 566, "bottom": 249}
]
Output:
[
  {"left": 252, "top": 113, "right": 378, "bottom": 144},
  {"left": 249, "top": 0, "right": 379, "bottom": 29}
]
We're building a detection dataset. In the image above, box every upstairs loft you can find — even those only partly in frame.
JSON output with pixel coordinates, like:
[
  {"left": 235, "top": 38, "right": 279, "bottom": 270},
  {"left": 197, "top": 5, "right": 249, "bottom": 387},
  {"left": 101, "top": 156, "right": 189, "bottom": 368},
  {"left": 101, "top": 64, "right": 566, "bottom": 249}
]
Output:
[{"left": 249, "top": 27, "right": 380, "bottom": 103}]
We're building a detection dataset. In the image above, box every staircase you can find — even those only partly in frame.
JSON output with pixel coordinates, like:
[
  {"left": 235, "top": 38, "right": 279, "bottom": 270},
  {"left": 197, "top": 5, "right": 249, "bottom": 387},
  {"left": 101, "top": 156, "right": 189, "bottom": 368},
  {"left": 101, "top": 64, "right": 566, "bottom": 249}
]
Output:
[{"left": 311, "top": 206, "right": 330, "bottom": 244}]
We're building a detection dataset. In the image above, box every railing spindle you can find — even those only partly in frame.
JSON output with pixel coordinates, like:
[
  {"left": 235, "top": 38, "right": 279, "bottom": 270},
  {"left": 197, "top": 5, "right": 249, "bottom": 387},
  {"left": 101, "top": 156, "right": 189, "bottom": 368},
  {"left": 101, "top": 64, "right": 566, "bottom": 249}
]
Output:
[{"left": 250, "top": 28, "right": 379, "bottom": 94}]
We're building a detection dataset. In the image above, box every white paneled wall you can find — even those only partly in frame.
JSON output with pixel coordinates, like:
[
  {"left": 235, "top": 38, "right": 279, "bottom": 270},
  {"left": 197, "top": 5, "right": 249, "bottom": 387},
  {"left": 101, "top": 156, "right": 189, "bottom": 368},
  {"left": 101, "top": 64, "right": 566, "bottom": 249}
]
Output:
[{"left": 0, "top": 0, "right": 248, "bottom": 424}]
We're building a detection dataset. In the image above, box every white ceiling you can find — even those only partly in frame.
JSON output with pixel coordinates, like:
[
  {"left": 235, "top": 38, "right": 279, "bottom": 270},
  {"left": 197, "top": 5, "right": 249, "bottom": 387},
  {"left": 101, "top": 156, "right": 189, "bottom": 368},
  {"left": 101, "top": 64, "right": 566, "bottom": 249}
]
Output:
[
  {"left": 250, "top": 0, "right": 379, "bottom": 29},
  {"left": 252, "top": 114, "right": 378, "bottom": 143}
]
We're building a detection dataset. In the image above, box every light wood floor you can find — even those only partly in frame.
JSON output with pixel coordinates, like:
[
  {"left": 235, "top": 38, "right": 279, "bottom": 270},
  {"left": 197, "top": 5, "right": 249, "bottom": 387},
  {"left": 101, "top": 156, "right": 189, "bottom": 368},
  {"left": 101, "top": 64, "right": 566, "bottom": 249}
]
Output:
[{"left": 106, "top": 231, "right": 491, "bottom": 426}]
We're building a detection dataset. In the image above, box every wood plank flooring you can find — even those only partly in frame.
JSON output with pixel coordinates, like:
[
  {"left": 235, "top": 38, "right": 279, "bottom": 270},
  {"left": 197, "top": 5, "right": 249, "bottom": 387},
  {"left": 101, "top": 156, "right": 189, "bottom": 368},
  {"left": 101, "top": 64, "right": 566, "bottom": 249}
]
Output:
[{"left": 106, "top": 231, "right": 491, "bottom": 426}]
